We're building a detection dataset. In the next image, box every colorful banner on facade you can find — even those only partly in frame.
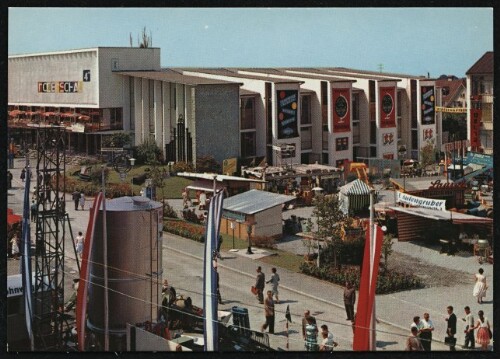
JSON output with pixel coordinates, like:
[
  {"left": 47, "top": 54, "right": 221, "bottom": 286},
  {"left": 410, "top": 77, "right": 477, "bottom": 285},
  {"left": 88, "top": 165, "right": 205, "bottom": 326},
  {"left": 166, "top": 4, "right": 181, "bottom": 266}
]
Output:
[
  {"left": 423, "top": 128, "right": 434, "bottom": 141},
  {"left": 277, "top": 90, "right": 299, "bottom": 139},
  {"left": 421, "top": 86, "right": 435, "bottom": 125},
  {"left": 379, "top": 87, "right": 396, "bottom": 128},
  {"left": 469, "top": 96, "right": 482, "bottom": 148},
  {"left": 332, "top": 88, "right": 351, "bottom": 132},
  {"left": 396, "top": 191, "right": 446, "bottom": 211}
]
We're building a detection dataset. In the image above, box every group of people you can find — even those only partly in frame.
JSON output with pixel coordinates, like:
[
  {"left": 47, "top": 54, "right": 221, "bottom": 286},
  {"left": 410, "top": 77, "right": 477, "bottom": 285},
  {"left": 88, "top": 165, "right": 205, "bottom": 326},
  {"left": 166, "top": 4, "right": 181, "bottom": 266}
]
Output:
[
  {"left": 407, "top": 304, "right": 492, "bottom": 351},
  {"left": 302, "top": 310, "right": 339, "bottom": 351},
  {"left": 72, "top": 191, "right": 86, "bottom": 211}
]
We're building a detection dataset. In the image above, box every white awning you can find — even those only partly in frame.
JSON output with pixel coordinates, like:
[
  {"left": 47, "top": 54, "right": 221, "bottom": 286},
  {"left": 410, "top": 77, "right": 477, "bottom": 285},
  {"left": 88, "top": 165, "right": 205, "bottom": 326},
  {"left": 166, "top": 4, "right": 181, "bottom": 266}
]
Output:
[{"left": 186, "top": 180, "right": 225, "bottom": 193}]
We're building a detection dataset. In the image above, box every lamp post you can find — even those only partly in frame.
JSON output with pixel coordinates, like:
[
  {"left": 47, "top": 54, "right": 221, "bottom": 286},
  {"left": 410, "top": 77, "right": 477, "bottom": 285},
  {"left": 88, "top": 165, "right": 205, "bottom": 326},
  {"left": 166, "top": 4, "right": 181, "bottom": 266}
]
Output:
[{"left": 398, "top": 146, "right": 407, "bottom": 193}]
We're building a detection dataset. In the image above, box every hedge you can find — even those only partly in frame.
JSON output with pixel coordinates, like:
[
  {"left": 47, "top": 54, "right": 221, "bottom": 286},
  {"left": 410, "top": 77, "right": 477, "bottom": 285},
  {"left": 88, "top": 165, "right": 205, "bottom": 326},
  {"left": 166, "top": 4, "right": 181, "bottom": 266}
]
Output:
[{"left": 299, "top": 262, "right": 424, "bottom": 294}]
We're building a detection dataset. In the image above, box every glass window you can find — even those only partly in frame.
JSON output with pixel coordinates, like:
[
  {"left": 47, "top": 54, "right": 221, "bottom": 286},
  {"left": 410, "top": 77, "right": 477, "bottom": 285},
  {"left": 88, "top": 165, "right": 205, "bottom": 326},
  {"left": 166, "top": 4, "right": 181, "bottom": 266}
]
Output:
[
  {"left": 129, "top": 77, "right": 135, "bottom": 131},
  {"left": 321, "top": 82, "right": 328, "bottom": 131},
  {"left": 301, "top": 127, "right": 312, "bottom": 150},
  {"left": 240, "top": 97, "right": 255, "bottom": 130},
  {"left": 149, "top": 80, "right": 155, "bottom": 134},
  {"left": 352, "top": 93, "right": 359, "bottom": 122},
  {"left": 397, "top": 90, "right": 402, "bottom": 117},
  {"left": 336, "top": 137, "right": 349, "bottom": 151},
  {"left": 241, "top": 132, "right": 256, "bottom": 158},
  {"left": 370, "top": 121, "right": 376, "bottom": 144},
  {"left": 300, "top": 95, "right": 311, "bottom": 125},
  {"left": 352, "top": 122, "right": 360, "bottom": 144}
]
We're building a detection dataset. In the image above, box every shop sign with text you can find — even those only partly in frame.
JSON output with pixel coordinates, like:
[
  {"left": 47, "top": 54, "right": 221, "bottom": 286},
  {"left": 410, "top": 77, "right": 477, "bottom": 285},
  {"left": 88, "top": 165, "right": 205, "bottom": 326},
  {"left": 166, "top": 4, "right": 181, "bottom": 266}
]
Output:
[
  {"left": 396, "top": 192, "right": 446, "bottom": 211},
  {"left": 332, "top": 88, "right": 350, "bottom": 132},
  {"left": 38, "top": 81, "right": 83, "bottom": 93}
]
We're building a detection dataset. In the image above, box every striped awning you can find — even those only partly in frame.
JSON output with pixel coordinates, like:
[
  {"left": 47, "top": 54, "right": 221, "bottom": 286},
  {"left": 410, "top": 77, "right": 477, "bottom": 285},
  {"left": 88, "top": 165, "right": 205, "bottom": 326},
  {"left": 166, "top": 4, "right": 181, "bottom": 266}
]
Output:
[{"left": 340, "top": 179, "right": 371, "bottom": 195}]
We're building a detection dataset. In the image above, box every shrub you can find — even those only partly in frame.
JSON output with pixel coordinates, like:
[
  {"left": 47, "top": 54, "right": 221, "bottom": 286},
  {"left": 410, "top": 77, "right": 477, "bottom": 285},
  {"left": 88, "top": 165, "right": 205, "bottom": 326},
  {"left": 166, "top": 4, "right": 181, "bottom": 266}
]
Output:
[
  {"left": 251, "top": 235, "right": 277, "bottom": 250},
  {"left": 300, "top": 262, "right": 423, "bottom": 294},
  {"left": 196, "top": 155, "right": 221, "bottom": 173},
  {"left": 172, "top": 161, "right": 194, "bottom": 173},
  {"left": 162, "top": 200, "right": 178, "bottom": 219},
  {"left": 164, "top": 219, "right": 205, "bottom": 242}
]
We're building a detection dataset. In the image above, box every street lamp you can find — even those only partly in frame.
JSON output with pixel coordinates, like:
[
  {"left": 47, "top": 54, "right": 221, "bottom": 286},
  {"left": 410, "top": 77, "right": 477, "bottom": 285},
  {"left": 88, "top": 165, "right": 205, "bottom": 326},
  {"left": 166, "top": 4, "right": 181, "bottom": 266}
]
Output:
[{"left": 113, "top": 153, "right": 135, "bottom": 182}]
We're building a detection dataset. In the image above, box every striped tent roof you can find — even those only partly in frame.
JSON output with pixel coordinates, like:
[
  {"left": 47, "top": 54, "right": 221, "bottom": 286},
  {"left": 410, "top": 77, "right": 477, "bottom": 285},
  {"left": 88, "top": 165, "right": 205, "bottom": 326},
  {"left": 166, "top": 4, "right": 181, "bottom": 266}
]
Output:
[{"left": 339, "top": 179, "right": 371, "bottom": 195}]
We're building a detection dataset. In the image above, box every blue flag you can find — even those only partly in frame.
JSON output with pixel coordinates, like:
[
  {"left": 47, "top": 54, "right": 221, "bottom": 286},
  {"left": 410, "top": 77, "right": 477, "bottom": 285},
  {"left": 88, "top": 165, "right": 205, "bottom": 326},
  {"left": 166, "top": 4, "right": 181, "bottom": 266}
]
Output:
[{"left": 203, "top": 190, "right": 224, "bottom": 351}]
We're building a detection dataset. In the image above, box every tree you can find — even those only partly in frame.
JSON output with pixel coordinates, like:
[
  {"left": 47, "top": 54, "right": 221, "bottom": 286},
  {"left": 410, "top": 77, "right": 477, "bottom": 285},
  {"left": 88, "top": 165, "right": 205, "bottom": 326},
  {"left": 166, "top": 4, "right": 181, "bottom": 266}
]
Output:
[
  {"left": 130, "top": 27, "right": 152, "bottom": 48},
  {"left": 419, "top": 140, "right": 438, "bottom": 169},
  {"left": 312, "top": 194, "right": 348, "bottom": 268},
  {"left": 135, "top": 139, "right": 162, "bottom": 165},
  {"left": 381, "top": 233, "right": 394, "bottom": 272}
]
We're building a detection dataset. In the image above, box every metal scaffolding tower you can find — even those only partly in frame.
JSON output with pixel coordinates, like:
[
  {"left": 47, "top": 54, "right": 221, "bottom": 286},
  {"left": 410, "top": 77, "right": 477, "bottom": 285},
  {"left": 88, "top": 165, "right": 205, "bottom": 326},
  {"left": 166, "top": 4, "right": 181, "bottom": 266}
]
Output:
[{"left": 33, "top": 126, "right": 68, "bottom": 350}]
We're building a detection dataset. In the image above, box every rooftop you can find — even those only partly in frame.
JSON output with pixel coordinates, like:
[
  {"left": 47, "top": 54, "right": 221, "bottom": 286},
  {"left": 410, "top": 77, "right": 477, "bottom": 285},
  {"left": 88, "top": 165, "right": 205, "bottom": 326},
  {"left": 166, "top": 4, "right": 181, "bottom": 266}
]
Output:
[
  {"left": 466, "top": 52, "right": 494, "bottom": 75},
  {"left": 223, "top": 189, "right": 295, "bottom": 215}
]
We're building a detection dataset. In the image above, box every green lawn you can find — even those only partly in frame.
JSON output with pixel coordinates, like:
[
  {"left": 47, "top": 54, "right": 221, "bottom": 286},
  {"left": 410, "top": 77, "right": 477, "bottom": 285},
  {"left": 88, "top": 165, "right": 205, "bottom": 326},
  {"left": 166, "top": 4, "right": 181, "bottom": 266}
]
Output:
[{"left": 219, "top": 233, "right": 305, "bottom": 273}]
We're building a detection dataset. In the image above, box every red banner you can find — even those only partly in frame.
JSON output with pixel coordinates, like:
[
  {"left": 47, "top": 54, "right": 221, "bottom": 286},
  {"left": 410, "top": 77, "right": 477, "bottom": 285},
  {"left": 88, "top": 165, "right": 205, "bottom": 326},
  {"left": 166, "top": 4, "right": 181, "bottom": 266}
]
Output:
[
  {"left": 470, "top": 96, "right": 482, "bottom": 148},
  {"left": 379, "top": 87, "right": 396, "bottom": 128},
  {"left": 332, "top": 88, "right": 351, "bottom": 132},
  {"left": 353, "top": 224, "right": 384, "bottom": 351}
]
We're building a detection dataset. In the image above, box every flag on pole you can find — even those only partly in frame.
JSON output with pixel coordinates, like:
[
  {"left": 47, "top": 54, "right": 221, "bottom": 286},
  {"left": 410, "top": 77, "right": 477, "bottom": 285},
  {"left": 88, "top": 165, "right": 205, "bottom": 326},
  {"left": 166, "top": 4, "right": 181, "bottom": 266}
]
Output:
[
  {"left": 76, "top": 192, "right": 103, "bottom": 351},
  {"left": 21, "top": 166, "right": 33, "bottom": 349},
  {"left": 353, "top": 224, "right": 384, "bottom": 351},
  {"left": 203, "top": 189, "right": 224, "bottom": 351}
]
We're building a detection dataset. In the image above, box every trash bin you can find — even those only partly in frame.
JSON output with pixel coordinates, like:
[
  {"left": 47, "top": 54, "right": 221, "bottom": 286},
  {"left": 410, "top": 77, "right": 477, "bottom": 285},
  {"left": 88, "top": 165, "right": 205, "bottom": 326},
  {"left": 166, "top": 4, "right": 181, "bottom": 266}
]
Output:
[{"left": 231, "top": 306, "right": 250, "bottom": 337}]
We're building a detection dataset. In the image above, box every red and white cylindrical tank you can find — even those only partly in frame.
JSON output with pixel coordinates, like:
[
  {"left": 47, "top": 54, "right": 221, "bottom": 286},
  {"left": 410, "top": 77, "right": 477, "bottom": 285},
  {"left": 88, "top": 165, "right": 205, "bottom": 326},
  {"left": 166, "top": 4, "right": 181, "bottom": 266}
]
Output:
[{"left": 87, "top": 196, "right": 163, "bottom": 350}]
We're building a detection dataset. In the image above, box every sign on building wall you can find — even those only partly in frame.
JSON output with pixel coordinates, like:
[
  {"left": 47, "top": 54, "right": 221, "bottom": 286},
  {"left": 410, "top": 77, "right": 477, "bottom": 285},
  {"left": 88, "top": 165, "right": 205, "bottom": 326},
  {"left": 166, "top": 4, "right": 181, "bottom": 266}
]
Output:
[
  {"left": 421, "top": 86, "right": 435, "bottom": 125},
  {"left": 379, "top": 87, "right": 396, "bottom": 128},
  {"left": 38, "top": 81, "right": 83, "bottom": 93},
  {"left": 396, "top": 191, "right": 446, "bottom": 211},
  {"left": 382, "top": 132, "right": 395, "bottom": 146},
  {"left": 422, "top": 127, "right": 434, "bottom": 141},
  {"left": 277, "top": 90, "right": 299, "bottom": 139},
  {"left": 332, "top": 88, "right": 351, "bottom": 132}
]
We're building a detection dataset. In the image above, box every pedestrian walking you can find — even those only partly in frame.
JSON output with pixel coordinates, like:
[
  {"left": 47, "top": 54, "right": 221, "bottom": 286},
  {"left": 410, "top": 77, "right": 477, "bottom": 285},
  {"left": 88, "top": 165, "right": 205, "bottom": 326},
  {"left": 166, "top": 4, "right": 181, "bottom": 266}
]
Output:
[
  {"left": 216, "top": 235, "right": 223, "bottom": 260},
  {"left": 302, "top": 310, "right": 317, "bottom": 340},
  {"left": 462, "top": 306, "right": 475, "bottom": 349},
  {"left": 75, "top": 231, "right": 84, "bottom": 259},
  {"left": 10, "top": 234, "right": 20, "bottom": 260},
  {"left": 261, "top": 290, "right": 275, "bottom": 334},
  {"left": 20, "top": 168, "right": 26, "bottom": 182},
  {"left": 215, "top": 265, "right": 222, "bottom": 304},
  {"left": 319, "top": 324, "right": 338, "bottom": 351},
  {"left": 30, "top": 200, "right": 38, "bottom": 222},
  {"left": 72, "top": 191, "right": 80, "bottom": 210},
  {"left": 7, "top": 171, "right": 13, "bottom": 189},
  {"left": 472, "top": 268, "right": 487, "bottom": 304},
  {"left": 79, "top": 192, "right": 86, "bottom": 210},
  {"left": 255, "top": 266, "right": 265, "bottom": 304},
  {"left": 266, "top": 267, "right": 280, "bottom": 303},
  {"left": 343, "top": 281, "right": 356, "bottom": 321},
  {"left": 445, "top": 305, "right": 457, "bottom": 351},
  {"left": 471, "top": 310, "right": 491, "bottom": 351},
  {"left": 304, "top": 315, "right": 318, "bottom": 351},
  {"left": 420, "top": 312, "right": 434, "bottom": 351},
  {"left": 405, "top": 326, "right": 424, "bottom": 351}
]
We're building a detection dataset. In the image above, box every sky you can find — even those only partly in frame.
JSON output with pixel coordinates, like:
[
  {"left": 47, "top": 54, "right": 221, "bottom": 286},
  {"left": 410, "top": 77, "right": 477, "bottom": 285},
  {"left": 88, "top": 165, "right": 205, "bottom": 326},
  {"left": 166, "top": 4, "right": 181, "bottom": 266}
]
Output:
[{"left": 8, "top": 7, "right": 493, "bottom": 78}]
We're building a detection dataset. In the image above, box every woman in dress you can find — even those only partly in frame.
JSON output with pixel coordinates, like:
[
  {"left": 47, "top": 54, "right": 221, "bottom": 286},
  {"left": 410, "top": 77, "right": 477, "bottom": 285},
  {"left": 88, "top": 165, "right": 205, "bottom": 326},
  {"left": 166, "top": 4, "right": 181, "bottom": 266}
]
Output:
[
  {"left": 472, "top": 268, "right": 487, "bottom": 304},
  {"left": 472, "top": 310, "right": 491, "bottom": 351},
  {"left": 75, "top": 231, "right": 84, "bottom": 259},
  {"left": 79, "top": 192, "right": 86, "bottom": 210}
]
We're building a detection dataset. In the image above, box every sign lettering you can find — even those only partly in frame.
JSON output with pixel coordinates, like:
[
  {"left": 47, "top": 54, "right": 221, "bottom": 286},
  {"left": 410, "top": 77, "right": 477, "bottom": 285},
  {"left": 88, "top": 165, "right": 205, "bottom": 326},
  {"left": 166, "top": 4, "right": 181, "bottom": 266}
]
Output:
[
  {"left": 38, "top": 81, "right": 83, "bottom": 93},
  {"left": 396, "top": 192, "right": 446, "bottom": 211},
  {"left": 429, "top": 179, "right": 466, "bottom": 189}
]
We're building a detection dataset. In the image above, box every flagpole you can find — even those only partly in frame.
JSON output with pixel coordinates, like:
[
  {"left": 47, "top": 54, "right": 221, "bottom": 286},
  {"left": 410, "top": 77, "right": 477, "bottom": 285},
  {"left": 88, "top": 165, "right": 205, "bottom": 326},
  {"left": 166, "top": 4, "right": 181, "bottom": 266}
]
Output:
[{"left": 369, "top": 189, "right": 376, "bottom": 351}]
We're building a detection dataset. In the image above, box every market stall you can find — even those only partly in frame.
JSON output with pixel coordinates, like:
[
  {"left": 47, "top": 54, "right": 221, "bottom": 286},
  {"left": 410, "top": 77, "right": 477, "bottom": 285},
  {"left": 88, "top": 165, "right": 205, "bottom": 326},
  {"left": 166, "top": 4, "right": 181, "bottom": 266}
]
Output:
[{"left": 339, "top": 179, "right": 372, "bottom": 215}]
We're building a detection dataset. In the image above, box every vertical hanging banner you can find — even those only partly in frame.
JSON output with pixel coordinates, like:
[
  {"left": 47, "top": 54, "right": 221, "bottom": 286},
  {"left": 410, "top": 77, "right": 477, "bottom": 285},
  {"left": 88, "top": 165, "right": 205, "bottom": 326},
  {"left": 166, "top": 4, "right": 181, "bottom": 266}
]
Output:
[
  {"left": 469, "top": 96, "right": 482, "bottom": 148},
  {"left": 379, "top": 87, "right": 396, "bottom": 128},
  {"left": 277, "top": 90, "right": 299, "bottom": 139},
  {"left": 421, "top": 86, "right": 435, "bottom": 125},
  {"left": 332, "top": 88, "right": 351, "bottom": 132}
]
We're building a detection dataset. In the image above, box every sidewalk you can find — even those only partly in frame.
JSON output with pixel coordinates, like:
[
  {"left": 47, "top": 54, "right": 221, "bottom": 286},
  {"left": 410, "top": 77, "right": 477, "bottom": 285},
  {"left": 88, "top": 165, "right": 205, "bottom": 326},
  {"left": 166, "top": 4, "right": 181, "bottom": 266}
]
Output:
[{"left": 164, "top": 230, "right": 493, "bottom": 351}]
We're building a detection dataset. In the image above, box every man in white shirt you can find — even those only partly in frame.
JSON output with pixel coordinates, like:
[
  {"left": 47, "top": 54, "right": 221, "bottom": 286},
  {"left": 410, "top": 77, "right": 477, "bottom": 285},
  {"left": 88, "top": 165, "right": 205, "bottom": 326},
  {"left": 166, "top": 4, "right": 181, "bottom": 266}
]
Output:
[
  {"left": 420, "top": 312, "right": 434, "bottom": 351},
  {"left": 462, "top": 306, "right": 475, "bottom": 349},
  {"left": 319, "top": 324, "right": 338, "bottom": 352}
]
